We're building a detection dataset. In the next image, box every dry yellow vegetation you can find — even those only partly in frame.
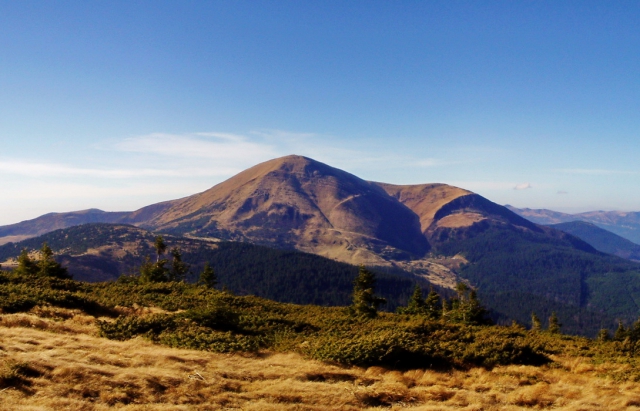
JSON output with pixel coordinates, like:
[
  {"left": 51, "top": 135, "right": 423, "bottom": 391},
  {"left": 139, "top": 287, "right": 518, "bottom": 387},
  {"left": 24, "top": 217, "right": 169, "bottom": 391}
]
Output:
[{"left": 2, "top": 309, "right": 640, "bottom": 410}]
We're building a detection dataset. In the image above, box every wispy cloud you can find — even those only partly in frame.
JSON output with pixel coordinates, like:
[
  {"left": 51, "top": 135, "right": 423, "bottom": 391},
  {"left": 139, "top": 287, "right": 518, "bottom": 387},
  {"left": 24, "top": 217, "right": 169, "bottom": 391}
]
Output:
[
  {"left": 0, "top": 160, "right": 238, "bottom": 179},
  {"left": 114, "top": 132, "right": 279, "bottom": 162},
  {"left": 514, "top": 182, "right": 532, "bottom": 190},
  {"left": 556, "top": 168, "right": 634, "bottom": 175},
  {"left": 557, "top": 190, "right": 568, "bottom": 195}
]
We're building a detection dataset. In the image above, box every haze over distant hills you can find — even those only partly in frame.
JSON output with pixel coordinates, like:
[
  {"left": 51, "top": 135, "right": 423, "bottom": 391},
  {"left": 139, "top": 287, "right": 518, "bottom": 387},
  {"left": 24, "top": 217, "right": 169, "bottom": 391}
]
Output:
[
  {"left": 507, "top": 205, "right": 640, "bottom": 244},
  {"left": 5, "top": 155, "right": 640, "bottom": 336},
  {"left": 548, "top": 221, "right": 640, "bottom": 261}
]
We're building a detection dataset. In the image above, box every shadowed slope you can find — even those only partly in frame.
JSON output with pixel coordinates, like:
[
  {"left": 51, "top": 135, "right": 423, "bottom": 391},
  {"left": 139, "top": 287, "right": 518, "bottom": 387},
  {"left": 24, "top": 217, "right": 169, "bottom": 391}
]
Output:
[
  {"left": 508, "top": 206, "right": 640, "bottom": 244},
  {"left": 0, "top": 209, "right": 130, "bottom": 245},
  {"left": 550, "top": 221, "right": 640, "bottom": 261},
  {"left": 138, "top": 155, "right": 430, "bottom": 265}
]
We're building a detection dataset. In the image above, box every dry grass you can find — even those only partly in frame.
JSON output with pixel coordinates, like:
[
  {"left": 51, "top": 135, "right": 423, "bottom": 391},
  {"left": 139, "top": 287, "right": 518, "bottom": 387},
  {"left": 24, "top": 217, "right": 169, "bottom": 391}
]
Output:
[{"left": 2, "top": 311, "right": 640, "bottom": 410}]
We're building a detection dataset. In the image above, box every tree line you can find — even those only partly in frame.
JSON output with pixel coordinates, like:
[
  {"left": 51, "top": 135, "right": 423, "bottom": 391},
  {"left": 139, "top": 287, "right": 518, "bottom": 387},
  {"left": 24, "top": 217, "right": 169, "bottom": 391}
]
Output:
[{"left": 349, "top": 265, "right": 491, "bottom": 326}]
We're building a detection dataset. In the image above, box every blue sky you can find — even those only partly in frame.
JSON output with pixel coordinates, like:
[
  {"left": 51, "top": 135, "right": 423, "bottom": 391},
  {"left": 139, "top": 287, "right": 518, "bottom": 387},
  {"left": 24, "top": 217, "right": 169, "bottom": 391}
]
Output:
[{"left": 1, "top": 1, "right": 640, "bottom": 225}]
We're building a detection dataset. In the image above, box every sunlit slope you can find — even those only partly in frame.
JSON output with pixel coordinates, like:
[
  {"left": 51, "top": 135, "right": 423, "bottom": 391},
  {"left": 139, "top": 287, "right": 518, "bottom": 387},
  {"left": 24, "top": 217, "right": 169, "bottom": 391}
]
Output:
[{"left": 134, "top": 155, "right": 430, "bottom": 265}]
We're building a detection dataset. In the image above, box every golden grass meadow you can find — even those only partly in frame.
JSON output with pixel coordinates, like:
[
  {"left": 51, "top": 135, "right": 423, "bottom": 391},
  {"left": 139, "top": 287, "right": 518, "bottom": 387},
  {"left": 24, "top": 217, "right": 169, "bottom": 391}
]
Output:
[{"left": 3, "top": 307, "right": 640, "bottom": 410}]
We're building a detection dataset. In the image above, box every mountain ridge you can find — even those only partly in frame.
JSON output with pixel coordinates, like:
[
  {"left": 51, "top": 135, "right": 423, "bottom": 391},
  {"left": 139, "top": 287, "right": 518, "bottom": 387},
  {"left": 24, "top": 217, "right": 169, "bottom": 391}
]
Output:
[{"left": 507, "top": 205, "right": 640, "bottom": 244}]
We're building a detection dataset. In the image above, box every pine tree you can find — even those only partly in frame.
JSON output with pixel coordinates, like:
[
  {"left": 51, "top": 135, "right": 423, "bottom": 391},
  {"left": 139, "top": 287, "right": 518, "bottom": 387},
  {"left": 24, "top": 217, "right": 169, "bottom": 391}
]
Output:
[
  {"left": 139, "top": 256, "right": 168, "bottom": 283},
  {"left": 154, "top": 235, "right": 167, "bottom": 263},
  {"left": 444, "top": 283, "right": 490, "bottom": 325},
  {"left": 424, "top": 289, "right": 441, "bottom": 320},
  {"left": 168, "top": 248, "right": 190, "bottom": 282},
  {"left": 548, "top": 311, "right": 561, "bottom": 334},
  {"left": 14, "top": 248, "right": 37, "bottom": 276},
  {"left": 350, "top": 265, "right": 386, "bottom": 318},
  {"left": 630, "top": 317, "right": 640, "bottom": 343},
  {"left": 398, "top": 285, "right": 426, "bottom": 315},
  {"left": 531, "top": 312, "right": 542, "bottom": 331},
  {"left": 466, "top": 289, "right": 490, "bottom": 325},
  {"left": 37, "top": 243, "right": 70, "bottom": 279},
  {"left": 199, "top": 262, "right": 217, "bottom": 289},
  {"left": 614, "top": 321, "right": 628, "bottom": 341},
  {"left": 597, "top": 328, "right": 611, "bottom": 341}
]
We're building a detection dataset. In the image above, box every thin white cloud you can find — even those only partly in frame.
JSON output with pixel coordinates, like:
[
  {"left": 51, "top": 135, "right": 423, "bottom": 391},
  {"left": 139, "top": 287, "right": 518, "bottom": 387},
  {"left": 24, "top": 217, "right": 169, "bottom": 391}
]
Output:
[
  {"left": 557, "top": 190, "right": 568, "bottom": 195},
  {"left": 556, "top": 168, "right": 634, "bottom": 175},
  {"left": 1, "top": 181, "right": 209, "bottom": 201},
  {"left": 514, "top": 182, "right": 532, "bottom": 190},
  {"left": 0, "top": 160, "right": 238, "bottom": 179},
  {"left": 114, "top": 132, "right": 278, "bottom": 162}
]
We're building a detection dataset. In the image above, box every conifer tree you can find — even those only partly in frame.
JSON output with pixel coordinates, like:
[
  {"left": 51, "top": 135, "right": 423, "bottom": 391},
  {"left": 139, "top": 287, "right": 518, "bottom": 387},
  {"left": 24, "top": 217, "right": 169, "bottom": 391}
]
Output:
[
  {"left": 629, "top": 317, "right": 640, "bottom": 343},
  {"left": 199, "top": 262, "right": 217, "bottom": 289},
  {"left": 398, "top": 285, "right": 426, "bottom": 315},
  {"left": 154, "top": 235, "right": 167, "bottom": 263},
  {"left": 548, "top": 311, "right": 561, "bottom": 334},
  {"left": 350, "top": 265, "right": 386, "bottom": 318},
  {"left": 139, "top": 256, "right": 168, "bottom": 283},
  {"left": 37, "top": 243, "right": 70, "bottom": 279},
  {"left": 424, "top": 289, "right": 441, "bottom": 320},
  {"left": 614, "top": 320, "right": 628, "bottom": 341},
  {"left": 444, "top": 283, "right": 490, "bottom": 325},
  {"left": 531, "top": 312, "right": 542, "bottom": 331},
  {"left": 14, "top": 248, "right": 37, "bottom": 276},
  {"left": 168, "top": 248, "right": 190, "bottom": 282},
  {"left": 597, "top": 328, "right": 611, "bottom": 341}
]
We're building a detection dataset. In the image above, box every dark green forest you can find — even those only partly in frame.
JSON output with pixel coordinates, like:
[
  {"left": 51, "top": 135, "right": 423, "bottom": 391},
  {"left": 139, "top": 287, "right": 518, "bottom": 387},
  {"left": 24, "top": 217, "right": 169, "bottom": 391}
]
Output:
[
  {"left": 0, "top": 224, "right": 428, "bottom": 312},
  {"left": 433, "top": 222, "right": 640, "bottom": 336},
  {"left": 5, "top": 222, "right": 640, "bottom": 337}
]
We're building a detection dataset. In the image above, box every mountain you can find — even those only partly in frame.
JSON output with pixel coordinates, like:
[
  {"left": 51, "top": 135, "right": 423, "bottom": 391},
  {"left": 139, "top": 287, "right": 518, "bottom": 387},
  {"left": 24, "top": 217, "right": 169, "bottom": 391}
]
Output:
[
  {"left": 4, "top": 155, "right": 640, "bottom": 336},
  {"left": 549, "top": 221, "right": 640, "bottom": 261},
  {"left": 507, "top": 206, "right": 640, "bottom": 244},
  {"left": 0, "top": 208, "right": 130, "bottom": 245},
  {"left": 132, "top": 155, "right": 431, "bottom": 266}
]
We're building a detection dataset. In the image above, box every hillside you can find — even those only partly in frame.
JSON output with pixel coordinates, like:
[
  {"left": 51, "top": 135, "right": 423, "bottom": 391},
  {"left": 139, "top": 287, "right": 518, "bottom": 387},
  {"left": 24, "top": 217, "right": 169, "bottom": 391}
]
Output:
[
  {"left": 4, "top": 316, "right": 640, "bottom": 410},
  {"left": 507, "top": 206, "right": 640, "bottom": 244},
  {"left": 4, "top": 272, "right": 640, "bottom": 409},
  {"left": 132, "top": 155, "right": 432, "bottom": 266},
  {"left": 550, "top": 221, "right": 640, "bottom": 261},
  {"left": 3, "top": 156, "right": 640, "bottom": 335},
  {"left": 0, "top": 209, "right": 130, "bottom": 245},
  {"left": 0, "top": 224, "right": 425, "bottom": 311}
]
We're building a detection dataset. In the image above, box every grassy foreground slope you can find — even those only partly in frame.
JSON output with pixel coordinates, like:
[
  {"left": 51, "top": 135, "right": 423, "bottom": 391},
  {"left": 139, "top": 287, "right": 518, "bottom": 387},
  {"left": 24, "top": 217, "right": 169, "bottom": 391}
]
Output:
[
  {"left": 3, "top": 318, "right": 640, "bottom": 410},
  {"left": 0, "top": 270, "right": 545, "bottom": 369},
  {"left": 4, "top": 273, "right": 640, "bottom": 409}
]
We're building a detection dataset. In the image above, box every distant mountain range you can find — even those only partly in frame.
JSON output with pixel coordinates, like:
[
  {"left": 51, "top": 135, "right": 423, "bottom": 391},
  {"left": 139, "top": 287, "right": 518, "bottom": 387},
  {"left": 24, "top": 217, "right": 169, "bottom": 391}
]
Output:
[
  {"left": 3, "top": 155, "right": 640, "bottom": 336},
  {"left": 547, "top": 221, "right": 640, "bottom": 261},
  {"left": 506, "top": 205, "right": 640, "bottom": 244}
]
